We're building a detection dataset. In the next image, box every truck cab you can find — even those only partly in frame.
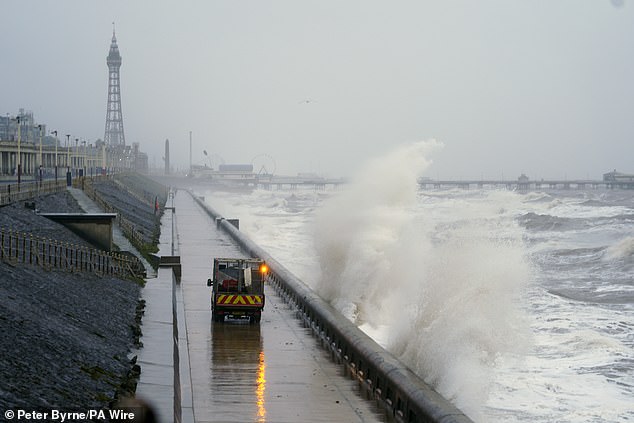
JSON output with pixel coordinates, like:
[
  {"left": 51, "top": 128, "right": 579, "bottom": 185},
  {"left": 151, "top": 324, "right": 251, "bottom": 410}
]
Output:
[{"left": 207, "top": 258, "right": 267, "bottom": 323}]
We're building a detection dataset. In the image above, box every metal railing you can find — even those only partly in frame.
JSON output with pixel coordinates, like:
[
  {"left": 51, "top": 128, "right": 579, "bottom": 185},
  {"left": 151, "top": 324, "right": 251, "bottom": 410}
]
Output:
[
  {"left": 0, "top": 228, "right": 143, "bottom": 279},
  {"left": 81, "top": 178, "right": 148, "bottom": 249},
  {"left": 0, "top": 179, "right": 67, "bottom": 206}
]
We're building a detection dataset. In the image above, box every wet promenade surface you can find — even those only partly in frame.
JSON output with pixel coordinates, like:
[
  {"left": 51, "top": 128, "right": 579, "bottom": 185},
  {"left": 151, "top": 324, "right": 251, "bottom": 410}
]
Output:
[{"left": 175, "top": 190, "right": 386, "bottom": 423}]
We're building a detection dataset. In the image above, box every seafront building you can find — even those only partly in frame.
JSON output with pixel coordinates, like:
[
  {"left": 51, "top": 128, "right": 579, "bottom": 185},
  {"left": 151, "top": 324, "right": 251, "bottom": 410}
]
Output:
[
  {"left": 0, "top": 28, "right": 147, "bottom": 181},
  {"left": 0, "top": 110, "right": 147, "bottom": 181}
]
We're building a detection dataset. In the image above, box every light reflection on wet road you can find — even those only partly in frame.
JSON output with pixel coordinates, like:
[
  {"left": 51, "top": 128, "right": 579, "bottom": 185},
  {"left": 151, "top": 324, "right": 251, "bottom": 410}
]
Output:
[{"left": 174, "top": 190, "right": 386, "bottom": 423}]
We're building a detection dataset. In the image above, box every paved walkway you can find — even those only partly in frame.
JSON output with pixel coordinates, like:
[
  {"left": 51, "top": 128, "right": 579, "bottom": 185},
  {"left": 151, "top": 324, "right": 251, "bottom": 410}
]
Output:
[
  {"left": 67, "top": 187, "right": 156, "bottom": 277},
  {"left": 175, "top": 190, "right": 386, "bottom": 423},
  {"left": 134, "top": 205, "right": 177, "bottom": 423}
]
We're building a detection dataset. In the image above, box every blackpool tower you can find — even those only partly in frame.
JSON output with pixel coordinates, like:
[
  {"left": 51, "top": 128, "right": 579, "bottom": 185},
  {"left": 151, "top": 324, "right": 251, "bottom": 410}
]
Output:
[{"left": 104, "top": 24, "right": 126, "bottom": 146}]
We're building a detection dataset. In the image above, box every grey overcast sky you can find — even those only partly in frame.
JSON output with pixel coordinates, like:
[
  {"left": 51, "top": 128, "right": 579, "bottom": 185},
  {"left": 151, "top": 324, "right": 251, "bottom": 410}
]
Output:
[{"left": 1, "top": 0, "right": 632, "bottom": 179}]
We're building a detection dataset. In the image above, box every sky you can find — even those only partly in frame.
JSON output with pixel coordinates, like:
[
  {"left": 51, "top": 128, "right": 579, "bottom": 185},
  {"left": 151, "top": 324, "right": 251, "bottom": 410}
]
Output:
[{"left": 1, "top": 0, "right": 632, "bottom": 179}]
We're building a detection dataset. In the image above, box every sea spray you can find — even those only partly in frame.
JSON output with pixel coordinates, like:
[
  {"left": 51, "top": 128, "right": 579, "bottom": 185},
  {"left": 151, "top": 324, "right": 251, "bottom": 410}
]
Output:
[
  {"left": 204, "top": 183, "right": 634, "bottom": 422},
  {"left": 314, "top": 140, "right": 441, "bottom": 325},
  {"left": 314, "top": 141, "right": 533, "bottom": 419},
  {"left": 389, "top": 209, "right": 533, "bottom": 417},
  {"left": 605, "top": 235, "right": 634, "bottom": 260}
]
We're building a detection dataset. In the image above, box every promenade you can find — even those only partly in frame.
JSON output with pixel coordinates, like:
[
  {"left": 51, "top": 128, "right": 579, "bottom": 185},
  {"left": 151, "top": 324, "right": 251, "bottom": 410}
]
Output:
[{"left": 145, "top": 190, "right": 386, "bottom": 422}]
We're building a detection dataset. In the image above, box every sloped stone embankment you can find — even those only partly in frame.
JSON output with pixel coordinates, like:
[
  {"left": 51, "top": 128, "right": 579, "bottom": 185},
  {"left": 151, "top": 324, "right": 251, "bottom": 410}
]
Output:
[{"left": 0, "top": 177, "right": 162, "bottom": 417}]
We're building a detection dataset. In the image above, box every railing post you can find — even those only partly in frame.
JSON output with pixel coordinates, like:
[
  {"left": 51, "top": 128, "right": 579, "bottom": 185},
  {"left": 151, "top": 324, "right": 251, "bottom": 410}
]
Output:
[{"left": 0, "top": 222, "right": 147, "bottom": 279}]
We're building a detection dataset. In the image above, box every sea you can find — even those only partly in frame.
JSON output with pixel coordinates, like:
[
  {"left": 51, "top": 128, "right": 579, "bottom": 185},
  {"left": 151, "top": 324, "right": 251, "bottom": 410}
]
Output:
[{"left": 196, "top": 142, "right": 633, "bottom": 423}]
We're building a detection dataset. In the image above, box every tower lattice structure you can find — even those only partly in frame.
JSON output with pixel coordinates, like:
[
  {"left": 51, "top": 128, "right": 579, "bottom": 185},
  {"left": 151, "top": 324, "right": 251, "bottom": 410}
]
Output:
[{"left": 104, "top": 27, "right": 126, "bottom": 146}]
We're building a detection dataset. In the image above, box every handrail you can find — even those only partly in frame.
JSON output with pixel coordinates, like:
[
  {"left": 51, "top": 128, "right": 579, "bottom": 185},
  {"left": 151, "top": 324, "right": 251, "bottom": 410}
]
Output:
[
  {"left": 0, "top": 227, "right": 142, "bottom": 279},
  {"left": 82, "top": 178, "right": 148, "bottom": 249},
  {"left": 0, "top": 179, "right": 67, "bottom": 206}
]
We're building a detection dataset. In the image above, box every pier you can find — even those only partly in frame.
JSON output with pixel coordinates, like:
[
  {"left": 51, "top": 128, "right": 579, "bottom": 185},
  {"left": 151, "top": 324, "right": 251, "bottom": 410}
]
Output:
[
  {"left": 257, "top": 175, "right": 347, "bottom": 190},
  {"left": 419, "top": 179, "right": 634, "bottom": 190}
]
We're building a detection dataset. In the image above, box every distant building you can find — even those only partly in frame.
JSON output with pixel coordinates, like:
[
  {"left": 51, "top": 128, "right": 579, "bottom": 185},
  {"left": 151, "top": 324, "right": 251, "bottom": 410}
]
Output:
[
  {"left": 1, "top": 109, "right": 46, "bottom": 143},
  {"left": 603, "top": 170, "right": 634, "bottom": 182},
  {"left": 132, "top": 143, "right": 148, "bottom": 172},
  {"left": 189, "top": 163, "right": 256, "bottom": 184},
  {"left": 518, "top": 173, "right": 529, "bottom": 183},
  {"left": 218, "top": 164, "right": 253, "bottom": 173}
]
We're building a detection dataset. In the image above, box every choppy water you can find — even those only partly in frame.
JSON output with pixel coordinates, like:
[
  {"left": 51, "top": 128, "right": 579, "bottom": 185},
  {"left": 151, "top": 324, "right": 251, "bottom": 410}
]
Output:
[{"left": 197, "top": 146, "right": 633, "bottom": 422}]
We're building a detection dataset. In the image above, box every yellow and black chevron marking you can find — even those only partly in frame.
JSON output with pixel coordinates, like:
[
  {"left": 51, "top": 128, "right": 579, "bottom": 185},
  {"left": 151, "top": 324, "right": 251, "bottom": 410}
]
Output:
[{"left": 216, "top": 294, "right": 263, "bottom": 306}]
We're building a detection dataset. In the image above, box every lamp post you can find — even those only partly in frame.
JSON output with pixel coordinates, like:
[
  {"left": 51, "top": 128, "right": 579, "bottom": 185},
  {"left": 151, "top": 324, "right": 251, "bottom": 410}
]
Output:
[
  {"left": 81, "top": 140, "right": 86, "bottom": 177},
  {"left": 37, "top": 125, "right": 43, "bottom": 185},
  {"left": 74, "top": 138, "right": 79, "bottom": 177},
  {"left": 66, "top": 134, "right": 71, "bottom": 186},
  {"left": 52, "top": 130, "right": 58, "bottom": 182},
  {"left": 65, "top": 134, "right": 70, "bottom": 170},
  {"left": 16, "top": 116, "right": 21, "bottom": 187}
]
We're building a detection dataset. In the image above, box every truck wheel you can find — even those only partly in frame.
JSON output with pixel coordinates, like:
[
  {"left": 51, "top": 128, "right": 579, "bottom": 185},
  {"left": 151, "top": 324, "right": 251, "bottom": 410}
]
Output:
[{"left": 213, "top": 312, "right": 223, "bottom": 323}]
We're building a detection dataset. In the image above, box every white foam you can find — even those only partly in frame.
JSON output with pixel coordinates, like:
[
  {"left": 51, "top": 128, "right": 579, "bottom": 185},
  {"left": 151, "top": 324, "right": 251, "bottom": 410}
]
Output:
[
  {"left": 198, "top": 157, "right": 634, "bottom": 423},
  {"left": 312, "top": 140, "right": 533, "bottom": 419},
  {"left": 605, "top": 236, "right": 634, "bottom": 260}
]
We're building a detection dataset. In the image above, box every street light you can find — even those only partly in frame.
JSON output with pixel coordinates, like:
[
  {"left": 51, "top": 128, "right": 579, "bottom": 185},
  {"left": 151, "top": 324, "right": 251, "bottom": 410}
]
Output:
[
  {"left": 75, "top": 138, "right": 79, "bottom": 177},
  {"left": 89, "top": 143, "right": 93, "bottom": 178},
  {"left": 65, "top": 134, "right": 70, "bottom": 169},
  {"left": 81, "top": 140, "right": 86, "bottom": 177},
  {"left": 16, "top": 115, "right": 21, "bottom": 187},
  {"left": 66, "top": 134, "right": 71, "bottom": 186},
  {"left": 51, "top": 130, "right": 58, "bottom": 182},
  {"left": 37, "top": 124, "right": 43, "bottom": 185}
]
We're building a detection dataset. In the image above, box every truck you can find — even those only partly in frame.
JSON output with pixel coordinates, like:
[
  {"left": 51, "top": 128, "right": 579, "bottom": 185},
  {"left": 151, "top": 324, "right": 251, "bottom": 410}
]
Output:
[{"left": 207, "top": 258, "right": 267, "bottom": 323}]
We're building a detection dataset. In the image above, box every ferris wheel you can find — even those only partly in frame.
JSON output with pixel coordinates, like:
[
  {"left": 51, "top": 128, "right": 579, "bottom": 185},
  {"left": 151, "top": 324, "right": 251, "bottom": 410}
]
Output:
[{"left": 251, "top": 154, "right": 277, "bottom": 176}]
